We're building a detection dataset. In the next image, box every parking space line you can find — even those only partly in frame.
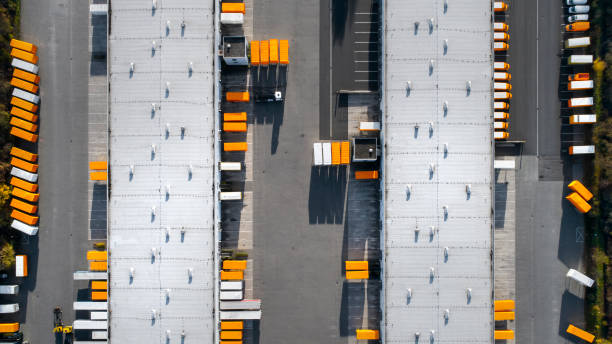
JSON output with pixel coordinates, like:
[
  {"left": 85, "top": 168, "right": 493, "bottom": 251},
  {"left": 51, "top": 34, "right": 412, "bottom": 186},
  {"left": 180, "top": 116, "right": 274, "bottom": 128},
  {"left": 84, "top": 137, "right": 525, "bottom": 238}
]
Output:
[
  {"left": 354, "top": 70, "right": 378, "bottom": 73},
  {"left": 355, "top": 60, "right": 378, "bottom": 63},
  {"left": 355, "top": 50, "right": 378, "bottom": 53},
  {"left": 355, "top": 80, "right": 378, "bottom": 82},
  {"left": 355, "top": 21, "right": 378, "bottom": 24},
  {"left": 355, "top": 12, "right": 377, "bottom": 15},
  {"left": 354, "top": 41, "right": 377, "bottom": 44},
  {"left": 355, "top": 31, "right": 378, "bottom": 34}
]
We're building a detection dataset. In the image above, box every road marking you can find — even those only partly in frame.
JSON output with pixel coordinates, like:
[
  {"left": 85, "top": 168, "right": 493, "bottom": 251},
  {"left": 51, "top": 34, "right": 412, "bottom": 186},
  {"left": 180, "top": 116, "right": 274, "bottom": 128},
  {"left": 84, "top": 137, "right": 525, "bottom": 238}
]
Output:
[
  {"left": 355, "top": 21, "right": 378, "bottom": 24},
  {"left": 355, "top": 50, "right": 379, "bottom": 53},
  {"left": 536, "top": 0, "right": 540, "bottom": 157},
  {"left": 355, "top": 60, "right": 378, "bottom": 63},
  {"left": 576, "top": 227, "right": 584, "bottom": 243},
  {"left": 355, "top": 12, "right": 377, "bottom": 15},
  {"left": 354, "top": 41, "right": 377, "bottom": 44},
  {"left": 329, "top": 0, "right": 333, "bottom": 138},
  {"left": 355, "top": 31, "right": 378, "bottom": 34},
  {"left": 355, "top": 80, "right": 378, "bottom": 82},
  {"left": 354, "top": 70, "right": 378, "bottom": 73}
]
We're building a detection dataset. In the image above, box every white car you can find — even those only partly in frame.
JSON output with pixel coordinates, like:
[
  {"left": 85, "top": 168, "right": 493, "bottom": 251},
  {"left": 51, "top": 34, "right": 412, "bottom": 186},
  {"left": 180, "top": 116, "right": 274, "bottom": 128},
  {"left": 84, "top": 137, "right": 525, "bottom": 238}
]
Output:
[
  {"left": 568, "top": 14, "right": 588, "bottom": 22},
  {"left": 569, "top": 5, "right": 590, "bottom": 13},
  {"left": 567, "top": 0, "right": 587, "bottom": 5}
]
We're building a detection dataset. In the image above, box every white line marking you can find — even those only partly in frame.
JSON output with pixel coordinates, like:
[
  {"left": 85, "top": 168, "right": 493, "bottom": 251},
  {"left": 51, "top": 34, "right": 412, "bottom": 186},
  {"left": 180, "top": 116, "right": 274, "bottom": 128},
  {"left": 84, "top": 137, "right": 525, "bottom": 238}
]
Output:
[
  {"left": 355, "top": 21, "right": 378, "bottom": 24},
  {"left": 355, "top": 80, "right": 378, "bottom": 82},
  {"left": 354, "top": 70, "right": 378, "bottom": 73},
  {"left": 355, "top": 12, "right": 377, "bottom": 15},
  {"left": 355, "top": 50, "right": 379, "bottom": 53},
  {"left": 355, "top": 31, "right": 378, "bottom": 34},
  {"left": 536, "top": 0, "right": 540, "bottom": 157},
  {"left": 354, "top": 41, "right": 377, "bottom": 44},
  {"left": 355, "top": 60, "right": 378, "bottom": 63}
]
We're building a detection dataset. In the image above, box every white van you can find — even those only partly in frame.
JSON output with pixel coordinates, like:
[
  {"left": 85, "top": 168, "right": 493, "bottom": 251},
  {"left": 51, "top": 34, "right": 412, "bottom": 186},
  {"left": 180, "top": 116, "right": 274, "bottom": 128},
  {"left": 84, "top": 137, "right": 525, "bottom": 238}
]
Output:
[
  {"left": 0, "top": 304, "right": 19, "bottom": 313},
  {"left": 569, "top": 114, "right": 596, "bottom": 124},
  {"left": 568, "top": 97, "right": 593, "bottom": 107},
  {"left": 568, "top": 14, "right": 588, "bottom": 23},
  {"left": 10, "top": 220, "right": 38, "bottom": 236},
  {"left": 569, "top": 5, "right": 590, "bottom": 14},
  {"left": 12, "top": 88, "right": 39, "bottom": 104},
  {"left": 566, "top": 268, "right": 594, "bottom": 287},
  {"left": 565, "top": 37, "right": 590, "bottom": 48},
  {"left": 11, "top": 58, "right": 39, "bottom": 74},
  {"left": 10, "top": 167, "right": 38, "bottom": 183},
  {"left": 0, "top": 285, "right": 19, "bottom": 295},
  {"left": 568, "top": 55, "right": 593, "bottom": 64}
]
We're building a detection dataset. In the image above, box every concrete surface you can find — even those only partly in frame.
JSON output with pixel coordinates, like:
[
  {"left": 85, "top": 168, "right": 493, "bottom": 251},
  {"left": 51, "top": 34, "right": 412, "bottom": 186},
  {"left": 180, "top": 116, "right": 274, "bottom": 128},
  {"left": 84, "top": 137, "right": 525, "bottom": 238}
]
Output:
[
  {"left": 503, "top": 0, "right": 587, "bottom": 342},
  {"left": 17, "top": 0, "right": 91, "bottom": 342}
]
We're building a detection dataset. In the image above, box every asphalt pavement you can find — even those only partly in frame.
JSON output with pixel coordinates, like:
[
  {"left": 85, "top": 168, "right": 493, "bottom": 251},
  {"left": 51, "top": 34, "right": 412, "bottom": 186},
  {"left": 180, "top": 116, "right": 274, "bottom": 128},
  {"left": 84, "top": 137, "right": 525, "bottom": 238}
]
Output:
[
  {"left": 18, "top": 0, "right": 90, "bottom": 342},
  {"left": 504, "top": 0, "right": 587, "bottom": 342}
]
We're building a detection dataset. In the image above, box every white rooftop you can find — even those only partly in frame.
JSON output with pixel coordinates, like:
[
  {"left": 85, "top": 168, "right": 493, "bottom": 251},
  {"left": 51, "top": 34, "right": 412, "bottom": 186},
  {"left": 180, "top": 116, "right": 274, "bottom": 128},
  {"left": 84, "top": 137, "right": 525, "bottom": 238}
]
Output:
[
  {"left": 108, "top": 1, "right": 215, "bottom": 343},
  {"left": 383, "top": 0, "right": 494, "bottom": 343}
]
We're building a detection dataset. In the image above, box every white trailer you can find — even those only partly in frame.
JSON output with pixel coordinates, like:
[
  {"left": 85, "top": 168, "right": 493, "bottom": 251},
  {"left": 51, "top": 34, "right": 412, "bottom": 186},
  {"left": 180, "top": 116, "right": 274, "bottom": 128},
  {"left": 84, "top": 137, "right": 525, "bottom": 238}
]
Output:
[
  {"left": 568, "top": 97, "right": 593, "bottom": 107},
  {"left": 73, "top": 271, "right": 107, "bottom": 280},
  {"left": 569, "top": 114, "right": 596, "bottom": 124},
  {"left": 73, "top": 302, "right": 107, "bottom": 311},
  {"left": 569, "top": 145, "right": 595, "bottom": 155},
  {"left": 10, "top": 167, "right": 38, "bottom": 183},
  {"left": 73, "top": 320, "right": 107, "bottom": 330},
  {"left": 568, "top": 55, "right": 593, "bottom": 65},
  {"left": 220, "top": 300, "right": 261, "bottom": 310},
  {"left": 10, "top": 219, "right": 38, "bottom": 236},
  {"left": 90, "top": 312, "right": 108, "bottom": 320},
  {"left": 220, "top": 281, "right": 243, "bottom": 291},
  {"left": 322, "top": 142, "right": 332, "bottom": 166},
  {"left": 494, "top": 112, "right": 509, "bottom": 120},
  {"left": 220, "top": 13, "right": 244, "bottom": 25},
  {"left": 220, "top": 310, "right": 262, "bottom": 320},
  {"left": 565, "top": 37, "right": 590, "bottom": 48},
  {"left": 494, "top": 62, "right": 509, "bottom": 71},
  {"left": 220, "top": 291, "right": 243, "bottom": 300},
  {"left": 359, "top": 122, "right": 381, "bottom": 131},
  {"left": 0, "top": 304, "right": 19, "bottom": 313},
  {"left": 313, "top": 142, "right": 323, "bottom": 166},
  {"left": 219, "top": 192, "right": 242, "bottom": 201},
  {"left": 12, "top": 88, "right": 39, "bottom": 104},
  {"left": 494, "top": 160, "right": 516, "bottom": 169},
  {"left": 11, "top": 58, "right": 39, "bottom": 74},
  {"left": 220, "top": 162, "right": 242, "bottom": 171},
  {"left": 91, "top": 331, "right": 108, "bottom": 340},
  {"left": 0, "top": 285, "right": 19, "bottom": 295},
  {"left": 568, "top": 80, "right": 593, "bottom": 90},
  {"left": 15, "top": 255, "right": 27, "bottom": 277},
  {"left": 566, "top": 268, "right": 594, "bottom": 287}
]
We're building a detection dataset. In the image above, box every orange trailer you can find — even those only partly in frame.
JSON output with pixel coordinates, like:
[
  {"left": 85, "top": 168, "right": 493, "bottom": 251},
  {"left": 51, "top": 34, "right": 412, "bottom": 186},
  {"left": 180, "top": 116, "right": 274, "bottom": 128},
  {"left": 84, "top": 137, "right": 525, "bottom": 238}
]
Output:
[
  {"left": 10, "top": 177, "right": 37, "bottom": 192},
  {"left": 10, "top": 77, "right": 38, "bottom": 93},
  {"left": 11, "top": 187, "right": 39, "bottom": 202},
  {"left": 13, "top": 68, "right": 40, "bottom": 84},
  {"left": 10, "top": 48, "right": 38, "bottom": 64},
  {"left": 250, "top": 41, "right": 260, "bottom": 66},
  {"left": 10, "top": 39, "right": 37, "bottom": 54},
  {"left": 269, "top": 39, "right": 279, "bottom": 64},
  {"left": 224, "top": 142, "right": 248, "bottom": 152},
  {"left": 10, "top": 147, "right": 37, "bottom": 162},
  {"left": 10, "top": 157, "right": 38, "bottom": 173},
  {"left": 224, "top": 112, "right": 247, "bottom": 122},
  {"left": 10, "top": 97, "right": 38, "bottom": 112},
  {"left": 223, "top": 122, "right": 247, "bottom": 132},
  {"left": 10, "top": 198, "right": 37, "bottom": 214},
  {"left": 279, "top": 40, "right": 289, "bottom": 65},
  {"left": 10, "top": 209, "right": 38, "bottom": 225},
  {"left": 10, "top": 107, "right": 38, "bottom": 123},
  {"left": 10, "top": 127, "right": 38, "bottom": 142},
  {"left": 10, "top": 117, "right": 38, "bottom": 133},
  {"left": 260, "top": 40, "right": 269, "bottom": 66},
  {"left": 355, "top": 171, "right": 378, "bottom": 180}
]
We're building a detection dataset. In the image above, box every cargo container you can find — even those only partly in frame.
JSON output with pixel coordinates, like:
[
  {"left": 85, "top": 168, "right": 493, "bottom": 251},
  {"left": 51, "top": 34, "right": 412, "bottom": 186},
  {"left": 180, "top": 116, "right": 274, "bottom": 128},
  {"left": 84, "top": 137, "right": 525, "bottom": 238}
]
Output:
[
  {"left": 11, "top": 58, "right": 38, "bottom": 74},
  {"left": 568, "top": 97, "right": 593, "bottom": 107},
  {"left": 566, "top": 324, "right": 595, "bottom": 343},
  {"left": 226, "top": 92, "right": 249, "bottom": 102},
  {"left": 223, "top": 122, "right": 247, "bottom": 132},
  {"left": 356, "top": 330, "right": 379, "bottom": 340},
  {"left": 568, "top": 80, "right": 593, "bottom": 90},
  {"left": 494, "top": 82, "right": 512, "bottom": 91},
  {"left": 10, "top": 177, "right": 36, "bottom": 192},
  {"left": 494, "top": 102, "right": 509, "bottom": 110},
  {"left": 568, "top": 180, "right": 593, "bottom": 201},
  {"left": 10, "top": 48, "right": 38, "bottom": 64},
  {"left": 10, "top": 198, "right": 37, "bottom": 214},
  {"left": 493, "top": 22, "right": 508, "bottom": 31},
  {"left": 494, "top": 91, "right": 512, "bottom": 100},
  {"left": 494, "top": 330, "right": 514, "bottom": 340},
  {"left": 10, "top": 97, "right": 38, "bottom": 112},
  {"left": 10, "top": 147, "right": 37, "bottom": 162},
  {"left": 568, "top": 55, "right": 593, "bottom": 65},
  {"left": 566, "top": 192, "right": 591, "bottom": 213},
  {"left": 493, "top": 32, "right": 509, "bottom": 41},
  {"left": 10, "top": 157, "right": 38, "bottom": 173},
  {"left": 494, "top": 112, "right": 509, "bottom": 120},
  {"left": 569, "top": 114, "right": 596, "bottom": 124},
  {"left": 11, "top": 187, "right": 39, "bottom": 203},
  {"left": 494, "top": 42, "right": 509, "bottom": 51},
  {"left": 10, "top": 39, "right": 37, "bottom": 54},
  {"left": 279, "top": 40, "right": 289, "bottom": 65},
  {"left": 566, "top": 268, "right": 594, "bottom": 287},
  {"left": 494, "top": 72, "right": 511, "bottom": 81},
  {"left": 13, "top": 88, "right": 39, "bottom": 104},
  {"left": 10, "top": 117, "right": 38, "bottom": 133},
  {"left": 11, "top": 219, "right": 37, "bottom": 235},
  {"left": 494, "top": 131, "right": 509, "bottom": 140},
  {"left": 250, "top": 41, "right": 259, "bottom": 66},
  {"left": 221, "top": 3, "right": 245, "bottom": 14},
  {"left": 494, "top": 122, "right": 509, "bottom": 130},
  {"left": 219, "top": 162, "right": 242, "bottom": 171},
  {"left": 15, "top": 255, "right": 27, "bottom": 277},
  {"left": 10, "top": 77, "right": 38, "bottom": 93},
  {"left": 494, "top": 300, "right": 515, "bottom": 311},
  {"left": 494, "top": 62, "right": 509, "bottom": 70},
  {"left": 10, "top": 167, "right": 37, "bottom": 183},
  {"left": 565, "top": 37, "right": 591, "bottom": 48},
  {"left": 224, "top": 112, "right": 247, "bottom": 122},
  {"left": 219, "top": 192, "right": 242, "bottom": 201},
  {"left": 13, "top": 69, "right": 40, "bottom": 84}
]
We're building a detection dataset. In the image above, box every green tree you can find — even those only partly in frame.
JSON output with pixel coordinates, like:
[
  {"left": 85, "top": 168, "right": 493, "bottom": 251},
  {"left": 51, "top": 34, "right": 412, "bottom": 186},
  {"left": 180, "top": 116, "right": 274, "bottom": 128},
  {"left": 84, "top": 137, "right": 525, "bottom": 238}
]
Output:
[{"left": 0, "top": 240, "right": 14, "bottom": 271}]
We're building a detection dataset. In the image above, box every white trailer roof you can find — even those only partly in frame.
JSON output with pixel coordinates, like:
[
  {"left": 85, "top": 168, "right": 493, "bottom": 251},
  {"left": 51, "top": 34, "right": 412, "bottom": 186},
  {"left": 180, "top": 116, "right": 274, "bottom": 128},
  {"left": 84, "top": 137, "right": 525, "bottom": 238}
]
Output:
[
  {"left": 383, "top": 0, "right": 494, "bottom": 343},
  {"left": 108, "top": 1, "right": 216, "bottom": 343}
]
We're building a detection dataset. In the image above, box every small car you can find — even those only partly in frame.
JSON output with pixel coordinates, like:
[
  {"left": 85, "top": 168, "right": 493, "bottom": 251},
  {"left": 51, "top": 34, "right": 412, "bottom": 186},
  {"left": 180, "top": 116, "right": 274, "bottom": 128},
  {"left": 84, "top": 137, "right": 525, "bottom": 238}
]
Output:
[
  {"left": 569, "top": 5, "right": 590, "bottom": 14},
  {"left": 566, "top": 0, "right": 587, "bottom": 5},
  {"left": 568, "top": 14, "right": 588, "bottom": 22}
]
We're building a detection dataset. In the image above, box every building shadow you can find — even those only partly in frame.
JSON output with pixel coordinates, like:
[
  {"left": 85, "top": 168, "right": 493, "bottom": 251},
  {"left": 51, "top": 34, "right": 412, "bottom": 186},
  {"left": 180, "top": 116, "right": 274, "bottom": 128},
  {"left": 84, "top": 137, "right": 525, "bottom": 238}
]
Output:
[
  {"left": 495, "top": 170, "right": 508, "bottom": 229},
  {"left": 339, "top": 280, "right": 365, "bottom": 336},
  {"left": 557, "top": 290, "right": 585, "bottom": 342},
  {"left": 308, "top": 166, "right": 347, "bottom": 224},
  {"left": 90, "top": 183, "right": 107, "bottom": 240}
]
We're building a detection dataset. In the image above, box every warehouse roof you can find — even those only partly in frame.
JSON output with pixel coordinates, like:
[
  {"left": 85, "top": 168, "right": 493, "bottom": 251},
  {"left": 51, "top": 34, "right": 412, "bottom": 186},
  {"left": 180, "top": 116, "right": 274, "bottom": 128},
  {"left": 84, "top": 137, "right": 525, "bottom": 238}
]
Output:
[
  {"left": 383, "top": 0, "right": 494, "bottom": 342},
  {"left": 108, "top": 1, "right": 216, "bottom": 342}
]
